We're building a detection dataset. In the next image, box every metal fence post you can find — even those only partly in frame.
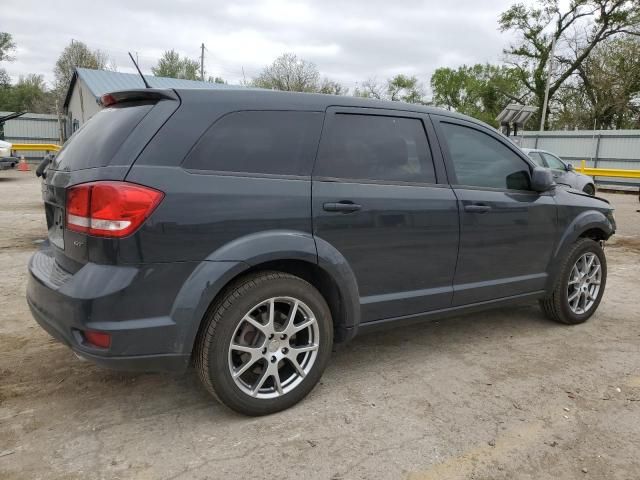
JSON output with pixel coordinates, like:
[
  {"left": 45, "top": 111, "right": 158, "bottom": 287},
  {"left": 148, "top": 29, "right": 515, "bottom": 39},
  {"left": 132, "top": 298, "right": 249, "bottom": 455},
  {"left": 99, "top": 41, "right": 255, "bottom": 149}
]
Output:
[{"left": 594, "top": 134, "right": 601, "bottom": 168}]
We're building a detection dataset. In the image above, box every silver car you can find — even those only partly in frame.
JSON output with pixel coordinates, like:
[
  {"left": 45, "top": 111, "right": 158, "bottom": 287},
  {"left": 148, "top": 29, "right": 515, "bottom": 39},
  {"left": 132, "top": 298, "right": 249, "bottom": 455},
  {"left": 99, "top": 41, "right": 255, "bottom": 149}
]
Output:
[{"left": 522, "top": 148, "right": 596, "bottom": 195}]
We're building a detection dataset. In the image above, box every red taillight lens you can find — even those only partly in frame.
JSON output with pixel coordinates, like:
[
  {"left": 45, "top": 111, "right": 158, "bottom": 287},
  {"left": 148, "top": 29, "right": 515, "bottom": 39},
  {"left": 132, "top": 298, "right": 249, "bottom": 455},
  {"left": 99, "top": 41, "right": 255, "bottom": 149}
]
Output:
[
  {"left": 66, "top": 181, "right": 164, "bottom": 238},
  {"left": 100, "top": 93, "right": 117, "bottom": 107},
  {"left": 84, "top": 330, "right": 111, "bottom": 349}
]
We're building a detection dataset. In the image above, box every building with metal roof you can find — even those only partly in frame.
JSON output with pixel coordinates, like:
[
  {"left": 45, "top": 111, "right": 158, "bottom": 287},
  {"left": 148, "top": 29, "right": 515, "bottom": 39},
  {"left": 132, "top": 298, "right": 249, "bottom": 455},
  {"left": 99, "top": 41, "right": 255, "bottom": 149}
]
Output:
[
  {"left": 63, "top": 68, "right": 233, "bottom": 139},
  {"left": 0, "top": 111, "right": 60, "bottom": 160}
]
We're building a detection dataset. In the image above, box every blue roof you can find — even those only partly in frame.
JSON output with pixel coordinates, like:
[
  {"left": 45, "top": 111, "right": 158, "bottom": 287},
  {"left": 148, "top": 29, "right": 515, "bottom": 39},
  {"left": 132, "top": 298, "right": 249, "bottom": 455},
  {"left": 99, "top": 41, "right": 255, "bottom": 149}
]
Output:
[{"left": 65, "top": 67, "right": 234, "bottom": 107}]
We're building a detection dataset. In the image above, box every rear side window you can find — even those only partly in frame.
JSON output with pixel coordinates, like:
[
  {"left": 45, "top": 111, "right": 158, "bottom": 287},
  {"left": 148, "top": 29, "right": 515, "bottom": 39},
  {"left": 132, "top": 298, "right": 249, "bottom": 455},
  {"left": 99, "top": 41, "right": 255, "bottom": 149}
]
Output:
[
  {"left": 53, "top": 103, "right": 154, "bottom": 171},
  {"left": 183, "top": 111, "right": 323, "bottom": 176},
  {"left": 315, "top": 114, "right": 436, "bottom": 184},
  {"left": 440, "top": 122, "right": 531, "bottom": 191}
]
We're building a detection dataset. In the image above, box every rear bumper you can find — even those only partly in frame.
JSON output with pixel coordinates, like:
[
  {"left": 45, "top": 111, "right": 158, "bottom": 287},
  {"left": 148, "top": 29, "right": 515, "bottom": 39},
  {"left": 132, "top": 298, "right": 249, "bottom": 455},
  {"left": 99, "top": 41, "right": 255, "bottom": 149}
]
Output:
[
  {"left": 27, "top": 294, "right": 190, "bottom": 372},
  {"left": 26, "top": 244, "right": 201, "bottom": 372}
]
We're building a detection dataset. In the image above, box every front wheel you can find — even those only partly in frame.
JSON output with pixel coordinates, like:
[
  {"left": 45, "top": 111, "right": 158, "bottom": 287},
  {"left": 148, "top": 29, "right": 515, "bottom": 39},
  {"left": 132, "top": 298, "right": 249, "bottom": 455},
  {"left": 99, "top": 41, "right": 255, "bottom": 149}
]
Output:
[
  {"left": 540, "top": 238, "right": 607, "bottom": 324},
  {"left": 195, "top": 271, "right": 333, "bottom": 416}
]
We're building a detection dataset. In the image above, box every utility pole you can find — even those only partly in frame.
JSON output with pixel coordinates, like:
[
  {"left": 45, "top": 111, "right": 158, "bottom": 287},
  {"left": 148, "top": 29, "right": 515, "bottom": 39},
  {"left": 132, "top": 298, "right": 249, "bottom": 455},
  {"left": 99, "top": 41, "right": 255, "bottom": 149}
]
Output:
[
  {"left": 200, "top": 43, "right": 205, "bottom": 81},
  {"left": 539, "top": 35, "right": 557, "bottom": 131}
]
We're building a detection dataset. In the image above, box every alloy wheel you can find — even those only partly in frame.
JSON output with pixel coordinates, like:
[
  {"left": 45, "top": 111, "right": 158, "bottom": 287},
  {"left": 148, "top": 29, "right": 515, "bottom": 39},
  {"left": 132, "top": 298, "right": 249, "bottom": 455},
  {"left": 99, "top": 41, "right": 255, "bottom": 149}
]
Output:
[
  {"left": 567, "top": 252, "right": 602, "bottom": 315},
  {"left": 227, "top": 297, "right": 320, "bottom": 399}
]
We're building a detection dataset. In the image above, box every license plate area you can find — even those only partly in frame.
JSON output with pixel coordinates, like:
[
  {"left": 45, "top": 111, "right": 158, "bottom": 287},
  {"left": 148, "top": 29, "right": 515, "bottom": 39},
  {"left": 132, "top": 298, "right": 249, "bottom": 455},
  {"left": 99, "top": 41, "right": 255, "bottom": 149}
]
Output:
[{"left": 47, "top": 204, "right": 65, "bottom": 250}]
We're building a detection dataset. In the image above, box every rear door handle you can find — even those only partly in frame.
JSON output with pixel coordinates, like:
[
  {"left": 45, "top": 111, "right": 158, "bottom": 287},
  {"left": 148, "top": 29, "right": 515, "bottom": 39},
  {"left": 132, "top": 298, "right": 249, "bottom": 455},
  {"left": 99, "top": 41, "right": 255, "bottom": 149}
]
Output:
[
  {"left": 323, "top": 201, "right": 362, "bottom": 213},
  {"left": 464, "top": 204, "right": 491, "bottom": 213}
]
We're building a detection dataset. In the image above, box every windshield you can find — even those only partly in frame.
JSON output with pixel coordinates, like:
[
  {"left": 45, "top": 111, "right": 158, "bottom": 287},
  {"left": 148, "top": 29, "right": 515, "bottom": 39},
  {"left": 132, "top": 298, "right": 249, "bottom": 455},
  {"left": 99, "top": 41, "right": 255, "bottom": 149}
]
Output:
[
  {"left": 527, "top": 151, "right": 545, "bottom": 167},
  {"left": 541, "top": 152, "right": 566, "bottom": 170}
]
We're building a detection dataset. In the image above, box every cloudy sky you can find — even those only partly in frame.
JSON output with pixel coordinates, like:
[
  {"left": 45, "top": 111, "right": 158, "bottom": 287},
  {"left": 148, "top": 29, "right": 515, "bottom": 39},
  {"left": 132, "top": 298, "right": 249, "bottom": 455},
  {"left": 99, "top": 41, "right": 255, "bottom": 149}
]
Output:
[{"left": 2, "top": 0, "right": 519, "bottom": 93}]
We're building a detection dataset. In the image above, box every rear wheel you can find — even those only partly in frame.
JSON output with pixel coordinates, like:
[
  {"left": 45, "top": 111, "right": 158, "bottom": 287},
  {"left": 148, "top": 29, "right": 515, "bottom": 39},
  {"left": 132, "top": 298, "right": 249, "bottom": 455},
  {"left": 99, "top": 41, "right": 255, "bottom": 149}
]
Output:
[
  {"left": 540, "top": 238, "right": 606, "bottom": 324},
  {"left": 195, "top": 271, "right": 333, "bottom": 416}
]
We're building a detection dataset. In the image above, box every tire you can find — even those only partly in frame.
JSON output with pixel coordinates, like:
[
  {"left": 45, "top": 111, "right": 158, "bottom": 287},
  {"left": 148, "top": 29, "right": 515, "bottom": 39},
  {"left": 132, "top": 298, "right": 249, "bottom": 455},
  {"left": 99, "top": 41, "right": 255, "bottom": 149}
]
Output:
[
  {"left": 583, "top": 184, "right": 595, "bottom": 196},
  {"left": 195, "top": 271, "right": 333, "bottom": 416},
  {"left": 539, "top": 238, "right": 607, "bottom": 325}
]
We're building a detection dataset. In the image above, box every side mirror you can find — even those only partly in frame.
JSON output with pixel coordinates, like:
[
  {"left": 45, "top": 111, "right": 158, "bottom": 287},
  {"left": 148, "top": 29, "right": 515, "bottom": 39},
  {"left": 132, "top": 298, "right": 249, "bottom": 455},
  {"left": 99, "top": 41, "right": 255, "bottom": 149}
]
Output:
[
  {"left": 566, "top": 163, "right": 574, "bottom": 172},
  {"left": 531, "top": 167, "right": 555, "bottom": 192}
]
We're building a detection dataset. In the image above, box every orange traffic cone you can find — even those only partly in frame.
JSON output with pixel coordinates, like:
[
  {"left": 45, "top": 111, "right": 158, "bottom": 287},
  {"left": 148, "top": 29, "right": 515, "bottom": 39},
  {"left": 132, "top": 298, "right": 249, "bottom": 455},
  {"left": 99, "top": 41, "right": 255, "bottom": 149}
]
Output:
[{"left": 17, "top": 156, "right": 30, "bottom": 172}]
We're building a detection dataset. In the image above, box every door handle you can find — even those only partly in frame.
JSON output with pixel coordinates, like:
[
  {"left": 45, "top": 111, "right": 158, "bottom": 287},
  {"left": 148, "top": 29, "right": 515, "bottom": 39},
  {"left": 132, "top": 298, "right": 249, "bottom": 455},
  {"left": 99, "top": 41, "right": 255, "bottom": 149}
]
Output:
[
  {"left": 323, "top": 201, "right": 362, "bottom": 213},
  {"left": 464, "top": 204, "right": 491, "bottom": 213}
]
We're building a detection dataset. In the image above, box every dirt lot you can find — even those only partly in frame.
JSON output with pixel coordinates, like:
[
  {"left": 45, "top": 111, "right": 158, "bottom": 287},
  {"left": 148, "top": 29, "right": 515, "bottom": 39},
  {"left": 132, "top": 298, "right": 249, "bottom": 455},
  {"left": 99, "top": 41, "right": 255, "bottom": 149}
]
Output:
[{"left": 1, "top": 170, "right": 639, "bottom": 480}]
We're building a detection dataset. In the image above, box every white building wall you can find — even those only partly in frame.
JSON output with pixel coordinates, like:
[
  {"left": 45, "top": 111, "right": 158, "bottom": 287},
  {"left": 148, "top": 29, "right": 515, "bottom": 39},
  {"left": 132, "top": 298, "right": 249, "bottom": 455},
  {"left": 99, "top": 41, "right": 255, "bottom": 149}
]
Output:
[{"left": 67, "top": 78, "right": 101, "bottom": 135}]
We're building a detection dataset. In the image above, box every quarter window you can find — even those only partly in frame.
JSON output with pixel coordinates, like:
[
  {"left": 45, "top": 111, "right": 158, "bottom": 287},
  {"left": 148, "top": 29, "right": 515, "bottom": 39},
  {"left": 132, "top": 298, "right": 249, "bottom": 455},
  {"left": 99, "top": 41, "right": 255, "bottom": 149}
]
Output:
[
  {"left": 183, "top": 111, "right": 323, "bottom": 176},
  {"left": 315, "top": 114, "right": 436, "bottom": 184},
  {"left": 440, "top": 122, "right": 531, "bottom": 190}
]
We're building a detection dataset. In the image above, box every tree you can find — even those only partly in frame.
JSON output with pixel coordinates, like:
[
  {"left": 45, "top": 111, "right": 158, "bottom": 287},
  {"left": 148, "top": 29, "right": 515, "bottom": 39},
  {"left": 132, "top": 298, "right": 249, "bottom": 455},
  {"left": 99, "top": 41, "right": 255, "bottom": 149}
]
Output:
[
  {"left": 0, "top": 32, "right": 16, "bottom": 62},
  {"left": 319, "top": 78, "right": 347, "bottom": 95},
  {"left": 500, "top": 0, "right": 640, "bottom": 128},
  {"left": 353, "top": 78, "right": 384, "bottom": 99},
  {"left": 354, "top": 75, "right": 425, "bottom": 104},
  {"left": 53, "top": 40, "right": 109, "bottom": 105},
  {"left": 252, "top": 53, "right": 346, "bottom": 95},
  {"left": 0, "top": 74, "right": 54, "bottom": 113},
  {"left": 386, "top": 74, "right": 425, "bottom": 104},
  {"left": 252, "top": 53, "right": 320, "bottom": 92},
  {"left": 0, "top": 69, "right": 10, "bottom": 88},
  {"left": 431, "top": 64, "right": 527, "bottom": 125},
  {"left": 152, "top": 50, "right": 200, "bottom": 80},
  {"left": 554, "top": 35, "right": 640, "bottom": 129}
]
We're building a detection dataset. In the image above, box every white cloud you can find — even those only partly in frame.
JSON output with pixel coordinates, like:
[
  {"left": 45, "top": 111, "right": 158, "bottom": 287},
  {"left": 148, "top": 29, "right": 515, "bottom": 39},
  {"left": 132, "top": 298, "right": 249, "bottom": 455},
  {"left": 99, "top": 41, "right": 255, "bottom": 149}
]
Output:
[{"left": 1, "top": 0, "right": 516, "bottom": 92}]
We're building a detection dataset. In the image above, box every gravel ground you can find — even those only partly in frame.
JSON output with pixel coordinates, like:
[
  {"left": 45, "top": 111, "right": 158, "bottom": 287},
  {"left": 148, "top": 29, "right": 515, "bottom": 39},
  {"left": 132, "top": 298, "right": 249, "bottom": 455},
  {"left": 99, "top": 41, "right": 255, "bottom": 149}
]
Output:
[{"left": 1, "top": 170, "right": 639, "bottom": 480}]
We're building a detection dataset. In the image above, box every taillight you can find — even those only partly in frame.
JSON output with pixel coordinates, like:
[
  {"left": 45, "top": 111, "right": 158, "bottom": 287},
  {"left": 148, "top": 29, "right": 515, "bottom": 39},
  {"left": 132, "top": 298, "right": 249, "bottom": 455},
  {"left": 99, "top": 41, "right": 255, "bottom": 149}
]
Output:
[
  {"left": 100, "top": 93, "right": 117, "bottom": 107},
  {"left": 66, "top": 181, "right": 164, "bottom": 238}
]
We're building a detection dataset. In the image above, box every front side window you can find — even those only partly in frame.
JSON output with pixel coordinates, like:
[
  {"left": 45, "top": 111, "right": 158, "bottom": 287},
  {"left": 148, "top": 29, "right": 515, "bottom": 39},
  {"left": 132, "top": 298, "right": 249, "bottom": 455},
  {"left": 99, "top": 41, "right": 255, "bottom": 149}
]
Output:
[
  {"left": 315, "top": 113, "right": 436, "bottom": 184},
  {"left": 183, "top": 111, "right": 323, "bottom": 176},
  {"left": 440, "top": 122, "right": 531, "bottom": 190},
  {"left": 541, "top": 152, "right": 566, "bottom": 171}
]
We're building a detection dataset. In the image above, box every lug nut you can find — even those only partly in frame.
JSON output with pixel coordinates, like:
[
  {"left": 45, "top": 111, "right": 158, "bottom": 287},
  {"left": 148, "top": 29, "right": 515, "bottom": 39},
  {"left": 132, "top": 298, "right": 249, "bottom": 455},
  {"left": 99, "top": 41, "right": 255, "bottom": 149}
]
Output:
[
  {"left": 262, "top": 347, "right": 267, "bottom": 354},
  {"left": 271, "top": 356, "right": 276, "bottom": 363},
  {"left": 268, "top": 334, "right": 274, "bottom": 340},
  {"left": 282, "top": 347, "right": 288, "bottom": 354},
  {"left": 280, "top": 334, "right": 287, "bottom": 340}
]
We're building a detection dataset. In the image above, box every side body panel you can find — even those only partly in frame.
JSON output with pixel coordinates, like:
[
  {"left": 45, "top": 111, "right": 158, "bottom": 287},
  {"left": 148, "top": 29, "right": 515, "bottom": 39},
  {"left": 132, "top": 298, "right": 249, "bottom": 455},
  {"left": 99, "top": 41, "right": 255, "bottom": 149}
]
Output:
[
  {"left": 431, "top": 114, "right": 558, "bottom": 305},
  {"left": 312, "top": 108, "right": 460, "bottom": 322}
]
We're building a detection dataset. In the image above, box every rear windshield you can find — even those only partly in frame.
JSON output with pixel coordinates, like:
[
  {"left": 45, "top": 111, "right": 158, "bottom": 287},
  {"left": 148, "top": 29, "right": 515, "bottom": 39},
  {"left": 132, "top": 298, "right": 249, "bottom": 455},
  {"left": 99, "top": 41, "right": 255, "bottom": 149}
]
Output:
[{"left": 52, "top": 103, "right": 153, "bottom": 171}]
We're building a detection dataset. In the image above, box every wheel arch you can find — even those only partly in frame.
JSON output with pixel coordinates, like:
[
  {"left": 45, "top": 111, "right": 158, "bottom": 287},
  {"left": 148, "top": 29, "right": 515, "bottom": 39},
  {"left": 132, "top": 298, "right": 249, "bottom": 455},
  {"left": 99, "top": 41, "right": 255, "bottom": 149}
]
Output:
[
  {"left": 240, "top": 258, "right": 358, "bottom": 343},
  {"left": 174, "top": 231, "right": 361, "bottom": 358},
  {"left": 545, "top": 210, "right": 613, "bottom": 293}
]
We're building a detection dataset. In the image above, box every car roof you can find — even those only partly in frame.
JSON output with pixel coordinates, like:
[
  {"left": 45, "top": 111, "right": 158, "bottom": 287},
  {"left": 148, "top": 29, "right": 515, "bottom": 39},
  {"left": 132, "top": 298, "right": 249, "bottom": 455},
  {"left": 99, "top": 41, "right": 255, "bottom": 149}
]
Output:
[
  {"left": 117, "top": 87, "right": 498, "bottom": 131},
  {"left": 521, "top": 147, "right": 557, "bottom": 156}
]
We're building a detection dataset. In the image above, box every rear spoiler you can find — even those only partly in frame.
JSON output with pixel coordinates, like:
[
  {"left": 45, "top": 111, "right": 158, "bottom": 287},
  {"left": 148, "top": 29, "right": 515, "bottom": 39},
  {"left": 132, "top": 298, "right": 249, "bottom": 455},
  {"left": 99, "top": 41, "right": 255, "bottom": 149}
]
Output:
[{"left": 100, "top": 89, "right": 179, "bottom": 107}]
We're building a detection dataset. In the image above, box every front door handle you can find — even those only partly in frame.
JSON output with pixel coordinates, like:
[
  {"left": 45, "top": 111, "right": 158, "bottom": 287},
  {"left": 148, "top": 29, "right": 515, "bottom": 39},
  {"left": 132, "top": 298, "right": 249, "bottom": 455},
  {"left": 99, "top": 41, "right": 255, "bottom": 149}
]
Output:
[
  {"left": 464, "top": 204, "right": 491, "bottom": 213},
  {"left": 323, "top": 201, "right": 362, "bottom": 213}
]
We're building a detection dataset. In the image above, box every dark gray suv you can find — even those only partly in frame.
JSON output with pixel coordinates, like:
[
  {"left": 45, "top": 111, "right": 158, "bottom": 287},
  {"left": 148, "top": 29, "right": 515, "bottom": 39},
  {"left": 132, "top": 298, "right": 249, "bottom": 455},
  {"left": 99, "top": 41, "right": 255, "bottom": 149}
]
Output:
[{"left": 27, "top": 88, "right": 616, "bottom": 415}]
